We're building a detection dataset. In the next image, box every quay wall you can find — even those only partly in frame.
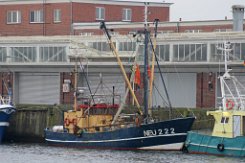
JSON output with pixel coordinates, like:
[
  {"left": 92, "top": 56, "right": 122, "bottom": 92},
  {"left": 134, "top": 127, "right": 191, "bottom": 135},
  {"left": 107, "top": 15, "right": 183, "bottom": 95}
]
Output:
[{"left": 5, "top": 105, "right": 214, "bottom": 142}]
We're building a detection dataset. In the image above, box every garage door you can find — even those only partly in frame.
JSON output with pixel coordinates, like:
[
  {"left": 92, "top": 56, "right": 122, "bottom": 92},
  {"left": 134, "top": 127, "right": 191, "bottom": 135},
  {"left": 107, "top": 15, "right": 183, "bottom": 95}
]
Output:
[
  {"left": 18, "top": 73, "right": 60, "bottom": 104},
  {"left": 153, "top": 73, "right": 196, "bottom": 108},
  {"left": 78, "top": 73, "right": 125, "bottom": 104}
]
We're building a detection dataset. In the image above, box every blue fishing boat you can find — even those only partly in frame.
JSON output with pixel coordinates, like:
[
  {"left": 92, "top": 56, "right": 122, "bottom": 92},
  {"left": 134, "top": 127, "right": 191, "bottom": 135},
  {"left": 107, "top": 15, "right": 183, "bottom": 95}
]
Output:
[
  {"left": 184, "top": 42, "right": 245, "bottom": 157},
  {"left": 45, "top": 117, "right": 194, "bottom": 150},
  {"left": 44, "top": 18, "right": 195, "bottom": 150},
  {"left": 0, "top": 95, "right": 16, "bottom": 143}
]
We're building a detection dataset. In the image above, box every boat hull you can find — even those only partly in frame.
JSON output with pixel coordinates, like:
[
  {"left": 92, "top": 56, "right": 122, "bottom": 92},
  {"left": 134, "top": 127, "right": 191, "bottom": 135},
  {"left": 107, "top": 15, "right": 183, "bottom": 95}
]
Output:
[
  {"left": 184, "top": 131, "right": 245, "bottom": 157},
  {"left": 45, "top": 117, "right": 195, "bottom": 150},
  {"left": 0, "top": 106, "right": 15, "bottom": 143}
]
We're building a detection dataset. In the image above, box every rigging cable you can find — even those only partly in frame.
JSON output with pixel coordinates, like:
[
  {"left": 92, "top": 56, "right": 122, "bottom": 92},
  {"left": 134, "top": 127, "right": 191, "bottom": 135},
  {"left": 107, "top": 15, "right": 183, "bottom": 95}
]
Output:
[
  {"left": 149, "top": 37, "right": 173, "bottom": 119},
  {"left": 100, "top": 21, "right": 143, "bottom": 115},
  {"left": 152, "top": 82, "right": 169, "bottom": 107},
  {"left": 79, "top": 60, "right": 95, "bottom": 104}
]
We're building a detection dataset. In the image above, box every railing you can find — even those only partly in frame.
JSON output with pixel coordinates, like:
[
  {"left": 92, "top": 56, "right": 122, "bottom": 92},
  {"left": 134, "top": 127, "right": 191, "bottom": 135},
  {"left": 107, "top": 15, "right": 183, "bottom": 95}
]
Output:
[
  {"left": 216, "top": 96, "right": 245, "bottom": 110},
  {"left": 0, "top": 95, "right": 11, "bottom": 105}
]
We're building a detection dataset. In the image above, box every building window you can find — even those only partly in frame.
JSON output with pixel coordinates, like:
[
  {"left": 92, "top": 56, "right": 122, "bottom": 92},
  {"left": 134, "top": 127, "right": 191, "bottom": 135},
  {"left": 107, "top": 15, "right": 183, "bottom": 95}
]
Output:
[
  {"left": 119, "top": 42, "right": 136, "bottom": 51},
  {"left": 30, "top": 10, "right": 43, "bottom": 23},
  {"left": 7, "top": 11, "right": 21, "bottom": 24},
  {"left": 0, "top": 47, "right": 7, "bottom": 62},
  {"left": 10, "top": 47, "right": 37, "bottom": 62},
  {"left": 173, "top": 44, "right": 207, "bottom": 62},
  {"left": 185, "top": 29, "right": 202, "bottom": 33},
  {"left": 80, "top": 32, "right": 94, "bottom": 36},
  {"left": 211, "top": 42, "right": 245, "bottom": 62},
  {"left": 122, "top": 8, "right": 132, "bottom": 21},
  {"left": 40, "top": 46, "right": 67, "bottom": 62},
  {"left": 155, "top": 45, "right": 170, "bottom": 61},
  {"left": 88, "top": 42, "right": 114, "bottom": 51},
  {"left": 214, "top": 29, "right": 232, "bottom": 32},
  {"left": 96, "top": 7, "right": 105, "bottom": 20},
  {"left": 54, "top": 9, "right": 61, "bottom": 23}
]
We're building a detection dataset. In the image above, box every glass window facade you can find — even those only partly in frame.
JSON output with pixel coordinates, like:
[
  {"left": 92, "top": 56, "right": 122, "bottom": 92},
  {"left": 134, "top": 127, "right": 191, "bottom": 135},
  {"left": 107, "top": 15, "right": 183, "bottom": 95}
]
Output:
[
  {"left": 210, "top": 42, "right": 245, "bottom": 62},
  {"left": 0, "top": 37, "right": 244, "bottom": 64},
  {"left": 155, "top": 45, "right": 170, "bottom": 61},
  {"left": 10, "top": 47, "right": 36, "bottom": 62},
  {"left": 173, "top": 44, "right": 207, "bottom": 62},
  {"left": 119, "top": 42, "right": 136, "bottom": 51},
  {"left": 40, "top": 46, "right": 66, "bottom": 62},
  {"left": 0, "top": 47, "right": 7, "bottom": 62},
  {"left": 88, "top": 42, "right": 113, "bottom": 52}
]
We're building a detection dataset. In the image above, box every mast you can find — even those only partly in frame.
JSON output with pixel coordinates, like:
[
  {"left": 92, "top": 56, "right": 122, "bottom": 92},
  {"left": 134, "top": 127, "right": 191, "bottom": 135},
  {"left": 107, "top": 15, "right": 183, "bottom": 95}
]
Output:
[
  {"left": 218, "top": 42, "right": 245, "bottom": 111},
  {"left": 143, "top": 2, "right": 149, "bottom": 121},
  {"left": 218, "top": 42, "right": 232, "bottom": 111},
  {"left": 74, "top": 57, "right": 78, "bottom": 111}
]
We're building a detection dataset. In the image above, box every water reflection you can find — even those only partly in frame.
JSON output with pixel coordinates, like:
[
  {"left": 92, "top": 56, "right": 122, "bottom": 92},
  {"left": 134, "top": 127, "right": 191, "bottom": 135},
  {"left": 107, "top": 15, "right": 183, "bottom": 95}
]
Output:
[{"left": 0, "top": 143, "right": 244, "bottom": 163}]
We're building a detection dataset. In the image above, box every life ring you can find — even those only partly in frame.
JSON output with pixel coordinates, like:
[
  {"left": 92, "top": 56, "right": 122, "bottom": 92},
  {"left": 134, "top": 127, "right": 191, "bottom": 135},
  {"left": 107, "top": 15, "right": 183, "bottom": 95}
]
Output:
[
  {"left": 217, "top": 143, "right": 225, "bottom": 152},
  {"left": 226, "top": 99, "right": 234, "bottom": 110},
  {"left": 64, "top": 118, "right": 70, "bottom": 126}
]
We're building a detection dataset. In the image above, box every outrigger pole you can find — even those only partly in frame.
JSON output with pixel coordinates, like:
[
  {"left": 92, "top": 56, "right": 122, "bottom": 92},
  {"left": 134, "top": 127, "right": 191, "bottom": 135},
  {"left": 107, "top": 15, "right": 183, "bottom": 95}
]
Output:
[
  {"left": 111, "top": 43, "right": 141, "bottom": 125},
  {"left": 149, "top": 32, "right": 173, "bottom": 119},
  {"left": 74, "top": 57, "right": 78, "bottom": 111},
  {"left": 148, "top": 18, "right": 159, "bottom": 116},
  {"left": 100, "top": 21, "right": 143, "bottom": 116}
]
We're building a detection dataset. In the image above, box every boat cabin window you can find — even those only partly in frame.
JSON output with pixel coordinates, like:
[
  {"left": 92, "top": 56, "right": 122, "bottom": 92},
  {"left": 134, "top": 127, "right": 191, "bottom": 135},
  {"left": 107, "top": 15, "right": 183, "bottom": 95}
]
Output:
[{"left": 221, "top": 117, "right": 229, "bottom": 124}]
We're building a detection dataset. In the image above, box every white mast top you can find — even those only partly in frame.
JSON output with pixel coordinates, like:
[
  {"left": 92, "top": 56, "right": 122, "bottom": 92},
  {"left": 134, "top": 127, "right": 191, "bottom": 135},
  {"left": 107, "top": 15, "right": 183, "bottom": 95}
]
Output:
[
  {"left": 218, "top": 42, "right": 245, "bottom": 111},
  {"left": 144, "top": 2, "right": 149, "bottom": 29}
]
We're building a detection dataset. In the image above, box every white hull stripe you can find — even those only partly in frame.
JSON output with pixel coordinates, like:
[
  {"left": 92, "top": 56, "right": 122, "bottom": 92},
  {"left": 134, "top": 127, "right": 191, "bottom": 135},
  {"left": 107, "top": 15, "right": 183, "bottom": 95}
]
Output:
[
  {"left": 138, "top": 143, "right": 184, "bottom": 150},
  {"left": 189, "top": 142, "right": 245, "bottom": 151},
  {"left": 0, "top": 122, "right": 9, "bottom": 127},
  {"left": 46, "top": 133, "right": 186, "bottom": 143}
]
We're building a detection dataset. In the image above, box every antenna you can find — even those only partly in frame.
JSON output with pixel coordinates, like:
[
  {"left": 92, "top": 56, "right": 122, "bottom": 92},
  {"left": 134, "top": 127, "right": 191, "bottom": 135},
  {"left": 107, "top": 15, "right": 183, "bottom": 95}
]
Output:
[
  {"left": 144, "top": 2, "right": 149, "bottom": 29},
  {"left": 216, "top": 41, "right": 232, "bottom": 75}
]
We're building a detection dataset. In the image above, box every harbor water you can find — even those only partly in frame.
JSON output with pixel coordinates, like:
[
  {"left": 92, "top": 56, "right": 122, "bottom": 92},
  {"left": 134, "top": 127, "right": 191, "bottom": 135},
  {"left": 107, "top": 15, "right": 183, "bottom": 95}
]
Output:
[{"left": 1, "top": 143, "right": 245, "bottom": 163}]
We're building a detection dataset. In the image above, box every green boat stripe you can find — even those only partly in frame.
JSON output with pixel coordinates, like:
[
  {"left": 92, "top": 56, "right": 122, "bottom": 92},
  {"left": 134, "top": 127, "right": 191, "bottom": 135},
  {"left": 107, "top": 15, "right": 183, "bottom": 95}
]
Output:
[{"left": 188, "top": 142, "right": 245, "bottom": 151}]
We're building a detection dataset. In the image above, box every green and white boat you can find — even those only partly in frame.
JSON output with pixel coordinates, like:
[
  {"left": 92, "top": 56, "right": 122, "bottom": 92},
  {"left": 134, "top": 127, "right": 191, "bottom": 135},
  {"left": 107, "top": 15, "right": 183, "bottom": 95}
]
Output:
[{"left": 184, "top": 42, "right": 245, "bottom": 157}]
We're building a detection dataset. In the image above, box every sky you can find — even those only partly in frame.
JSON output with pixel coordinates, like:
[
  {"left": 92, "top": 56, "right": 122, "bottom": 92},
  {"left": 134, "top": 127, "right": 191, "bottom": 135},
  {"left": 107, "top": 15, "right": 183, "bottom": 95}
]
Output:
[
  {"left": 167, "top": 0, "right": 245, "bottom": 21},
  {"left": 115, "top": 0, "right": 245, "bottom": 21}
]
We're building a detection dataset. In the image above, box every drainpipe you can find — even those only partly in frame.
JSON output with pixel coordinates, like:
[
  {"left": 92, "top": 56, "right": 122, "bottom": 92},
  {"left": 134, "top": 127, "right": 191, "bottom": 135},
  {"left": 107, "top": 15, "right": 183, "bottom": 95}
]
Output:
[{"left": 70, "top": 0, "right": 74, "bottom": 35}]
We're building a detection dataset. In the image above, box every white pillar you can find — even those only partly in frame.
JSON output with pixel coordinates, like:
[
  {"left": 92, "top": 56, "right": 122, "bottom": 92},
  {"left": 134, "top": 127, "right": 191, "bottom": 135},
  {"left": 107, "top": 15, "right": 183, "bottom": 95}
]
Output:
[
  {"left": 207, "top": 43, "right": 211, "bottom": 62},
  {"left": 169, "top": 44, "right": 174, "bottom": 62}
]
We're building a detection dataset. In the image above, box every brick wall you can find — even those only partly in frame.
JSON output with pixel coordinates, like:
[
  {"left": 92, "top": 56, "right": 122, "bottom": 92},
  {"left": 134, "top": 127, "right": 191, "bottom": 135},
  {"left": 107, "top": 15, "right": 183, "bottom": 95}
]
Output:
[
  {"left": 0, "top": 2, "right": 169, "bottom": 36},
  {"left": 72, "top": 3, "right": 169, "bottom": 22},
  {"left": 0, "top": 3, "right": 72, "bottom": 36},
  {"left": 196, "top": 72, "right": 216, "bottom": 108},
  {"left": 0, "top": 72, "right": 13, "bottom": 96}
]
